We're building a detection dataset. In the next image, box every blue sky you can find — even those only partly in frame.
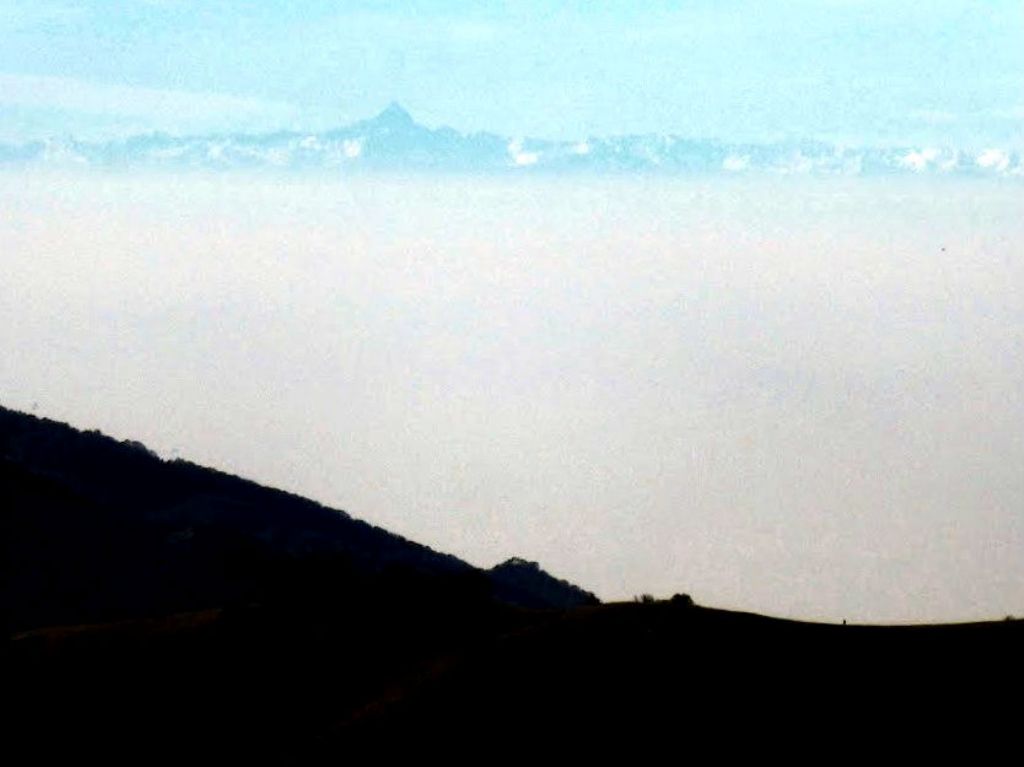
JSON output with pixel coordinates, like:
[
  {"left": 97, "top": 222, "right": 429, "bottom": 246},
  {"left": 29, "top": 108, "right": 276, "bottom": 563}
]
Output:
[{"left": 1, "top": 1, "right": 1022, "bottom": 144}]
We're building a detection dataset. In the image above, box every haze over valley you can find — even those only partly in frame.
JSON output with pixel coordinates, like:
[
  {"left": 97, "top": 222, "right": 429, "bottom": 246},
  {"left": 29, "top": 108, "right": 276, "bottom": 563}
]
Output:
[{"left": 4, "top": 168, "right": 1021, "bottom": 623}]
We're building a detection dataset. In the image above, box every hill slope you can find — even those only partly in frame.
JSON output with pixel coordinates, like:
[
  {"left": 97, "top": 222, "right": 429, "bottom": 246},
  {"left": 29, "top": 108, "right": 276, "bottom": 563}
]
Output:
[
  {"left": 1, "top": 405, "right": 595, "bottom": 633},
  {"left": 4, "top": 404, "right": 1021, "bottom": 757}
]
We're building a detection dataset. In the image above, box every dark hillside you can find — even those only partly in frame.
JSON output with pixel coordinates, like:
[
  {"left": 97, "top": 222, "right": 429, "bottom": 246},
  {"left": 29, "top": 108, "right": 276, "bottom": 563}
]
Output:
[
  {"left": 1, "top": 405, "right": 593, "bottom": 632},
  {"left": 488, "top": 556, "right": 600, "bottom": 609},
  {"left": 325, "top": 602, "right": 1024, "bottom": 754},
  {"left": 8, "top": 599, "right": 1021, "bottom": 758},
  {"left": 3, "top": 404, "right": 1021, "bottom": 757}
]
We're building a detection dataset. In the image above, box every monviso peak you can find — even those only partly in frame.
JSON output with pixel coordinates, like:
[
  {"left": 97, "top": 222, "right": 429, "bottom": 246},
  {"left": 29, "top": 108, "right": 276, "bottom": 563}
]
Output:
[{"left": 372, "top": 101, "right": 416, "bottom": 129}]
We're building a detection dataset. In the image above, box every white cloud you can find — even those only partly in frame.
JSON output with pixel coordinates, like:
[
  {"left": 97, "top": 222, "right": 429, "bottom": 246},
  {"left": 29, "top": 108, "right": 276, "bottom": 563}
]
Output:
[
  {"left": 776, "top": 152, "right": 816, "bottom": 175},
  {"left": 899, "top": 148, "right": 940, "bottom": 172},
  {"left": 976, "top": 148, "right": 1010, "bottom": 172},
  {"left": 507, "top": 138, "right": 538, "bottom": 167},
  {"left": 722, "top": 155, "right": 750, "bottom": 172},
  {"left": 939, "top": 151, "right": 962, "bottom": 172},
  {"left": 262, "top": 147, "right": 290, "bottom": 167},
  {"left": 39, "top": 138, "right": 88, "bottom": 166},
  {"left": 342, "top": 139, "right": 363, "bottom": 159}
]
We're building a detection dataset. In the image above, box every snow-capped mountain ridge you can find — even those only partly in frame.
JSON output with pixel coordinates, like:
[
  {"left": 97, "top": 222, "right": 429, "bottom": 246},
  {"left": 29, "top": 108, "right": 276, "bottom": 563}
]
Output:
[{"left": 2, "top": 104, "right": 1020, "bottom": 177}]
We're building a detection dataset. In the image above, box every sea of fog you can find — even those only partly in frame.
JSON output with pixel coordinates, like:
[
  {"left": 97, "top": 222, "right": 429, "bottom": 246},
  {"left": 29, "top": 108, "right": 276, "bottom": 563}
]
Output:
[{"left": 2, "top": 171, "right": 1021, "bottom": 623}]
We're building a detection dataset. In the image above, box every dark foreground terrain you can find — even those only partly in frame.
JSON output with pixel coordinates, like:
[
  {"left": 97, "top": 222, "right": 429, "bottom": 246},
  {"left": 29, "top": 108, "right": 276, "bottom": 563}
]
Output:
[{"left": 3, "top": 405, "right": 1021, "bottom": 758}]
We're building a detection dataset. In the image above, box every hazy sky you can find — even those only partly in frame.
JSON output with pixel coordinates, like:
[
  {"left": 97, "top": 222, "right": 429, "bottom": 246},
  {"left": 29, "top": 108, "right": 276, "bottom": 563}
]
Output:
[
  {"left": 2, "top": 172, "right": 1022, "bottom": 622},
  {"left": 1, "top": 0, "right": 1022, "bottom": 145}
]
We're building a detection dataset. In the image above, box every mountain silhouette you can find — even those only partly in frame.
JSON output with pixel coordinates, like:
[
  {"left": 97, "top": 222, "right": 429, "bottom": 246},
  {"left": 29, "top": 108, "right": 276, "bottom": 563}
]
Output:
[
  {"left": 2, "top": 105, "right": 1020, "bottom": 176},
  {"left": 372, "top": 101, "right": 416, "bottom": 129}
]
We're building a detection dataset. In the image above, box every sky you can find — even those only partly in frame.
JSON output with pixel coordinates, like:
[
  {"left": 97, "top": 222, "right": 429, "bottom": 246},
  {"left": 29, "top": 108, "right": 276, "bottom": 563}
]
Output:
[{"left": 0, "top": 0, "right": 1022, "bottom": 145}]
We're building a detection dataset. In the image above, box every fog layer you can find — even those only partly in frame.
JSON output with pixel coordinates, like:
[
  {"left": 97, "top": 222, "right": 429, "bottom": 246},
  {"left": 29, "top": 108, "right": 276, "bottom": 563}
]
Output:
[{"left": 2, "top": 172, "right": 1021, "bottom": 622}]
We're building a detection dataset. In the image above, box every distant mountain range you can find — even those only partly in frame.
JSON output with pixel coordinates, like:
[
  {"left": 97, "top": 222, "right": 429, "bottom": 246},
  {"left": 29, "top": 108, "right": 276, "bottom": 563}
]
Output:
[{"left": 2, "top": 102, "right": 1021, "bottom": 177}]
